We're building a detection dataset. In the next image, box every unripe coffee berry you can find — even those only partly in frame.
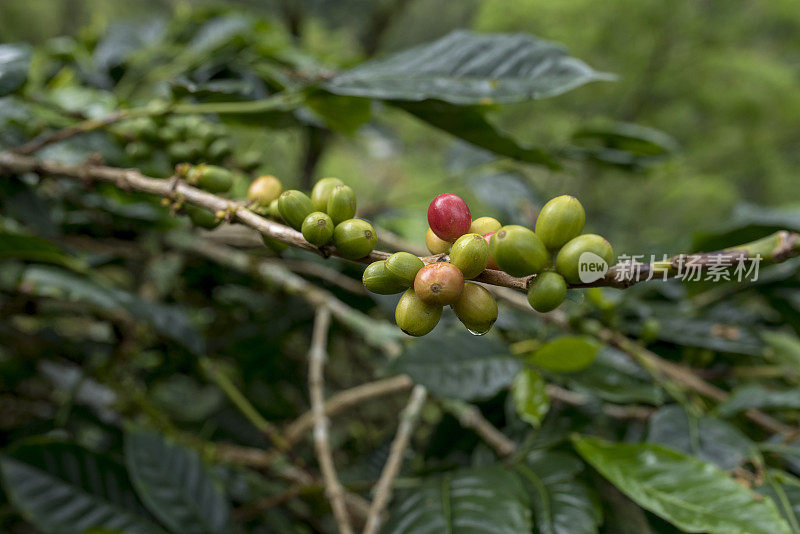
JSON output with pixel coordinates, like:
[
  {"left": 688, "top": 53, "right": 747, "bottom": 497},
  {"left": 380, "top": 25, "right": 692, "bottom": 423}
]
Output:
[
  {"left": 327, "top": 185, "right": 357, "bottom": 225},
  {"left": 535, "top": 195, "right": 585, "bottom": 250},
  {"left": 188, "top": 164, "right": 233, "bottom": 193},
  {"left": 413, "top": 262, "right": 464, "bottom": 306},
  {"left": 385, "top": 252, "right": 424, "bottom": 287},
  {"left": 248, "top": 175, "right": 283, "bottom": 207},
  {"left": 527, "top": 271, "right": 567, "bottom": 313},
  {"left": 185, "top": 204, "right": 220, "bottom": 229},
  {"left": 469, "top": 216, "right": 502, "bottom": 236},
  {"left": 311, "top": 177, "right": 345, "bottom": 211},
  {"left": 268, "top": 199, "right": 282, "bottom": 220},
  {"left": 395, "top": 289, "right": 443, "bottom": 337},
  {"left": 278, "top": 190, "right": 316, "bottom": 230},
  {"left": 490, "top": 225, "right": 549, "bottom": 277},
  {"left": 449, "top": 233, "right": 489, "bottom": 279},
  {"left": 333, "top": 218, "right": 377, "bottom": 259},
  {"left": 451, "top": 282, "right": 498, "bottom": 335},
  {"left": 425, "top": 228, "right": 451, "bottom": 255},
  {"left": 301, "top": 212, "right": 335, "bottom": 246},
  {"left": 428, "top": 193, "right": 471, "bottom": 242},
  {"left": 363, "top": 261, "right": 407, "bottom": 295},
  {"left": 555, "top": 234, "right": 614, "bottom": 284},
  {"left": 482, "top": 232, "right": 500, "bottom": 270}
]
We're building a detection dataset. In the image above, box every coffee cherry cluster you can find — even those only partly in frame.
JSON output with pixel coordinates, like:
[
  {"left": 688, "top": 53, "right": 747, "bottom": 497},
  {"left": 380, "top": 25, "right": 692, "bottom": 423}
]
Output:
[
  {"left": 118, "top": 115, "right": 232, "bottom": 170},
  {"left": 252, "top": 176, "right": 377, "bottom": 259},
  {"left": 363, "top": 192, "right": 614, "bottom": 338},
  {"left": 363, "top": 193, "right": 500, "bottom": 337},
  {"left": 176, "top": 163, "right": 234, "bottom": 229}
]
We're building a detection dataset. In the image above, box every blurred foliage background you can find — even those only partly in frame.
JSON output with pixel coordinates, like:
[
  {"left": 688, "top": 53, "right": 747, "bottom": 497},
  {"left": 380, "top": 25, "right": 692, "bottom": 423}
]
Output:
[{"left": 3, "top": 1, "right": 800, "bottom": 533}]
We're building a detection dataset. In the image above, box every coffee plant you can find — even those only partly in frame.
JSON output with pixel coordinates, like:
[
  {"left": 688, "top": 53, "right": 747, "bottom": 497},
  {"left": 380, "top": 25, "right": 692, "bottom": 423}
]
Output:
[{"left": 1, "top": 3, "right": 800, "bottom": 534}]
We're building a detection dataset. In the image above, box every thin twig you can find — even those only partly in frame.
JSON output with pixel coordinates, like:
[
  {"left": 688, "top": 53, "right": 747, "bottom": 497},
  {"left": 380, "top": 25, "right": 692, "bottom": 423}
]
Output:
[
  {"left": 285, "top": 375, "right": 414, "bottom": 446},
  {"left": 14, "top": 111, "right": 128, "bottom": 155},
  {"left": 309, "top": 307, "right": 353, "bottom": 534},
  {"left": 363, "top": 385, "right": 427, "bottom": 534}
]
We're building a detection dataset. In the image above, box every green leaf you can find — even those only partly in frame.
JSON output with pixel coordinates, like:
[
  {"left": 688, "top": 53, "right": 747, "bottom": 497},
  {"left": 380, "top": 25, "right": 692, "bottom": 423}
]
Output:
[
  {"left": 124, "top": 427, "right": 231, "bottom": 534},
  {"left": 564, "top": 121, "right": 678, "bottom": 171},
  {"left": 383, "top": 466, "right": 532, "bottom": 534},
  {"left": 719, "top": 384, "right": 800, "bottom": 417},
  {"left": 573, "top": 435, "right": 792, "bottom": 534},
  {"left": 763, "top": 330, "right": 800, "bottom": 370},
  {"left": 646, "top": 405, "right": 758, "bottom": 470},
  {"left": 566, "top": 347, "right": 663, "bottom": 405},
  {"left": 20, "top": 265, "right": 205, "bottom": 354},
  {"left": 526, "top": 335, "right": 601, "bottom": 373},
  {"left": 306, "top": 92, "right": 371, "bottom": 135},
  {"left": 325, "top": 30, "right": 612, "bottom": 105},
  {"left": 0, "top": 44, "right": 32, "bottom": 96},
  {"left": 758, "top": 470, "right": 800, "bottom": 534},
  {"left": 692, "top": 203, "right": 800, "bottom": 252},
  {"left": 392, "top": 330, "right": 520, "bottom": 401},
  {"left": 0, "top": 231, "right": 86, "bottom": 271},
  {"left": 512, "top": 368, "right": 549, "bottom": 428},
  {"left": 651, "top": 317, "right": 763, "bottom": 355},
  {"left": 514, "top": 450, "right": 602, "bottom": 534},
  {"left": 395, "top": 100, "right": 560, "bottom": 168},
  {"left": 0, "top": 440, "right": 163, "bottom": 534}
]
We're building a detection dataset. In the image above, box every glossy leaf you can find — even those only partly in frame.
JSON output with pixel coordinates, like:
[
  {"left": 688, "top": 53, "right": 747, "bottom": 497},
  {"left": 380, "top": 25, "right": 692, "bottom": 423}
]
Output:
[
  {"left": 653, "top": 317, "right": 763, "bottom": 355},
  {"left": 124, "top": 427, "right": 231, "bottom": 534},
  {"left": 527, "top": 335, "right": 601, "bottom": 373},
  {"left": 383, "top": 466, "right": 532, "bottom": 534},
  {"left": 515, "top": 450, "right": 602, "bottom": 534},
  {"left": 0, "top": 231, "right": 85, "bottom": 270},
  {"left": 512, "top": 368, "right": 549, "bottom": 428},
  {"left": 646, "top": 405, "right": 758, "bottom": 470},
  {"left": 574, "top": 435, "right": 792, "bottom": 534},
  {"left": 325, "top": 30, "right": 612, "bottom": 104},
  {"left": 0, "top": 441, "right": 163, "bottom": 534},
  {"left": 565, "top": 121, "right": 678, "bottom": 170},
  {"left": 567, "top": 347, "right": 663, "bottom": 405},
  {"left": 0, "top": 44, "right": 32, "bottom": 96},
  {"left": 392, "top": 330, "right": 520, "bottom": 401},
  {"left": 395, "top": 100, "right": 560, "bottom": 168},
  {"left": 758, "top": 470, "right": 800, "bottom": 534}
]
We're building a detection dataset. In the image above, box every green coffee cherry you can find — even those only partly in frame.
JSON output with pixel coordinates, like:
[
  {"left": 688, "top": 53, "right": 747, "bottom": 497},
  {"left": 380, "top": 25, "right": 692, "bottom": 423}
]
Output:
[
  {"left": 449, "top": 233, "right": 489, "bottom": 279},
  {"left": 188, "top": 164, "right": 233, "bottom": 193},
  {"left": 327, "top": 185, "right": 357, "bottom": 225},
  {"left": 425, "top": 228, "right": 451, "bottom": 255},
  {"left": 385, "top": 252, "right": 424, "bottom": 287},
  {"left": 555, "top": 234, "right": 614, "bottom": 284},
  {"left": 333, "top": 218, "right": 377, "bottom": 259},
  {"left": 527, "top": 271, "right": 567, "bottom": 313},
  {"left": 248, "top": 175, "right": 283, "bottom": 207},
  {"left": 262, "top": 234, "right": 289, "bottom": 253},
  {"left": 469, "top": 216, "right": 502, "bottom": 236},
  {"left": 363, "top": 261, "right": 407, "bottom": 295},
  {"left": 278, "top": 190, "right": 316, "bottom": 230},
  {"left": 301, "top": 212, "right": 335, "bottom": 246},
  {"left": 185, "top": 204, "right": 220, "bottom": 229},
  {"left": 451, "top": 282, "right": 498, "bottom": 335},
  {"left": 489, "top": 225, "right": 549, "bottom": 277},
  {"left": 268, "top": 199, "right": 282, "bottom": 220},
  {"left": 395, "top": 289, "right": 443, "bottom": 337},
  {"left": 535, "top": 195, "right": 586, "bottom": 250},
  {"left": 311, "top": 177, "right": 345, "bottom": 211}
]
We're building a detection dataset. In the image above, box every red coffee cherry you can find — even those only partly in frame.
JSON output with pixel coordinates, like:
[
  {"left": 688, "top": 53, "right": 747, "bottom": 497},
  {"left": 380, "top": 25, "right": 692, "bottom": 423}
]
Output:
[
  {"left": 413, "top": 262, "right": 464, "bottom": 306},
  {"left": 427, "top": 193, "right": 471, "bottom": 242}
]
